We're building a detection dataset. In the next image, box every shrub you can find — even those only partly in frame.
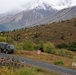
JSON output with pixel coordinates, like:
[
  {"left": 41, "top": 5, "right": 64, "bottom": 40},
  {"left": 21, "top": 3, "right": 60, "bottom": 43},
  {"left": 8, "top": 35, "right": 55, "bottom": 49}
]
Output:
[
  {"left": 58, "top": 50, "right": 65, "bottom": 56},
  {"left": 15, "top": 67, "right": 37, "bottom": 75},
  {"left": 15, "top": 43, "right": 23, "bottom": 50},
  {"left": 64, "top": 50, "right": 74, "bottom": 58},
  {"left": 57, "top": 43, "right": 68, "bottom": 49},
  {"left": 0, "top": 36, "right": 6, "bottom": 42},
  {"left": 68, "top": 42, "right": 76, "bottom": 51},
  {"left": 6, "top": 37, "right": 14, "bottom": 44},
  {"left": 22, "top": 40, "right": 34, "bottom": 50},
  {"left": 58, "top": 49, "right": 74, "bottom": 58},
  {"left": 54, "top": 60, "right": 64, "bottom": 66},
  {"left": 74, "top": 23, "right": 76, "bottom": 27},
  {"left": 73, "top": 56, "right": 76, "bottom": 62},
  {"left": 43, "top": 42, "right": 56, "bottom": 54},
  {"left": 34, "top": 44, "right": 41, "bottom": 50},
  {"left": 19, "top": 51, "right": 25, "bottom": 54}
]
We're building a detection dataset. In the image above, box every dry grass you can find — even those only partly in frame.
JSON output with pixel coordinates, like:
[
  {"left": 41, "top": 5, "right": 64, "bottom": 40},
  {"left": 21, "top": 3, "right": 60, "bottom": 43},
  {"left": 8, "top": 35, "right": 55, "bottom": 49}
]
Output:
[{"left": 14, "top": 50, "right": 74, "bottom": 69}]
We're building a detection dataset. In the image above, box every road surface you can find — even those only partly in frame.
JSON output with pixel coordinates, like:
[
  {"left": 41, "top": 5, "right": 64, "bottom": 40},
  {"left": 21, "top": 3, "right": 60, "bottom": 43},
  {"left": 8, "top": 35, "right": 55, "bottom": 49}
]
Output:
[{"left": 0, "top": 53, "right": 76, "bottom": 75}]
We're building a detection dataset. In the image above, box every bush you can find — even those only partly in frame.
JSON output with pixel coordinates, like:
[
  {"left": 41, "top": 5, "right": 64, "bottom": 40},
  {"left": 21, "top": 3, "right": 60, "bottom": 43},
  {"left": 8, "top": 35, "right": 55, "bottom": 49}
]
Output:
[
  {"left": 0, "top": 36, "right": 6, "bottom": 42},
  {"left": 58, "top": 49, "right": 74, "bottom": 58},
  {"left": 73, "top": 56, "right": 76, "bottom": 62},
  {"left": 23, "top": 40, "right": 34, "bottom": 50},
  {"left": 43, "top": 42, "right": 56, "bottom": 54},
  {"left": 15, "top": 43, "right": 23, "bottom": 50},
  {"left": 68, "top": 42, "right": 76, "bottom": 51},
  {"left": 54, "top": 60, "right": 64, "bottom": 66},
  {"left": 6, "top": 37, "right": 14, "bottom": 44},
  {"left": 64, "top": 50, "right": 74, "bottom": 58},
  {"left": 58, "top": 50, "right": 65, "bottom": 56},
  {"left": 57, "top": 42, "right": 76, "bottom": 51},
  {"left": 15, "top": 67, "right": 37, "bottom": 75},
  {"left": 74, "top": 23, "right": 76, "bottom": 27},
  {"left": 57, "top": 43, "right": 68, "bottom": 49},
  {"left": 34, "top": 44, "right": 41, "bottom": 50}
]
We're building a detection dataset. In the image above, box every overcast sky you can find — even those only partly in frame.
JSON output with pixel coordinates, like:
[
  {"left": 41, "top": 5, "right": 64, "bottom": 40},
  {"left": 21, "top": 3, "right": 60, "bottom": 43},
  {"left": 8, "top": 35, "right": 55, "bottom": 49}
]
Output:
[
  {"left": 0, "top": 0, "right": 76, "bottom": 14},
  {"left": 0, "top": 0, "right": 32, "bottom": 14}
]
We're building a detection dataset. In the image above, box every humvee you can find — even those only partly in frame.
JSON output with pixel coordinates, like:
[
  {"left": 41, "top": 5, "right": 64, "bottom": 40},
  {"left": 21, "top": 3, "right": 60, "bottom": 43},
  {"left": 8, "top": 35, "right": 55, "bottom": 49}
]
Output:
[{"left": 0, "top": 42, "right": 14, "bottom": 54}]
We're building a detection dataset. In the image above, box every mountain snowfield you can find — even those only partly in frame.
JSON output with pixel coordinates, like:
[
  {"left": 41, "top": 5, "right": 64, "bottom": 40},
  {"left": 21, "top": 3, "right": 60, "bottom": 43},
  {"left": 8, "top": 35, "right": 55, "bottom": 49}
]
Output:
[
  {"left": 22, "top": 0, "right": 76, "bottom": 11},
  {"left": 0, "top": 0, "right": 76, "bottom": 14}
]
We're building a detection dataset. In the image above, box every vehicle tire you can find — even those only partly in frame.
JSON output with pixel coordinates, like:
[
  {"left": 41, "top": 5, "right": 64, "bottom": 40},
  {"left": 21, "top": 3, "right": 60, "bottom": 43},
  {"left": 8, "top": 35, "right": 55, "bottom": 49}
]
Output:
[
  {"left": 0, "top": 49, "right": 2, "bottom": 53},
  {"left": 6, "top": 50, "right": 9, "bottom": 54},
  {"left": 11, "top": 52, "right": 14, "bottom": 54}
]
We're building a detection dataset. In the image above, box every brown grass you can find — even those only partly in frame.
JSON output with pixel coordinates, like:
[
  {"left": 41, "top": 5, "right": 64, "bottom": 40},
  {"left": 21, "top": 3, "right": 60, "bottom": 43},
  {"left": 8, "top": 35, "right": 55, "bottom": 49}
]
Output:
[{"left": 14, "top": 50, "right": 74, "bottom": 69}]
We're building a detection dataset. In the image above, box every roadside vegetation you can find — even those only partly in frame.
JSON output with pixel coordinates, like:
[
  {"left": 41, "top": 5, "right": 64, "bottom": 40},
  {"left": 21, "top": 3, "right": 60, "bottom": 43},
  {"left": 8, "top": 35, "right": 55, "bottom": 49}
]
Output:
[
  {"left": 0, "top": 56, "right": 60, "bottom": 75},
  {"left": 13, "top": 40, "right": 74, "bottom": 59},
  {"left": 0, "top": 66, "right": 60, "bottom": 75}
]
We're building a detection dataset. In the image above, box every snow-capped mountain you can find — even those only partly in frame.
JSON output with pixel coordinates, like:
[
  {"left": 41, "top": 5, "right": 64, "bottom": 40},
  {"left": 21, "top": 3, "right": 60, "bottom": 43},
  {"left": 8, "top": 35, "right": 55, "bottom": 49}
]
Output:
[{"left": 0, "top": 0, "right": 76, "bottom": 31}]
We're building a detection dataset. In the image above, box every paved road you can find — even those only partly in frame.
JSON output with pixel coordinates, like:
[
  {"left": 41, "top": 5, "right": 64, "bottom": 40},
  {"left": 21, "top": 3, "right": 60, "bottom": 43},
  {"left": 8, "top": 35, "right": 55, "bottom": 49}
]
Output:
[{"left": 0, "top": 53, "right": 76, "bottom": 75}]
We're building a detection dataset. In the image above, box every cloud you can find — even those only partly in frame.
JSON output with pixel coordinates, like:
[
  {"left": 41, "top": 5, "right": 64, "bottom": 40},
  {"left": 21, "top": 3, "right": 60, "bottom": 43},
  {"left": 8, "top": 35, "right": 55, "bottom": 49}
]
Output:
[
  {"left": 0, "top": 0, "right": 76, "bottom": 14},
  {"left": 0, "top": 0, "right": 28, "bottom": 13}
]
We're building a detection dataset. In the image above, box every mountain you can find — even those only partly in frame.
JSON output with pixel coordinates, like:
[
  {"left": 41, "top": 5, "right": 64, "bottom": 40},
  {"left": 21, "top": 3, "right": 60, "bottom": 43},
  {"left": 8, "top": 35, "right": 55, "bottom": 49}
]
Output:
[
  {"left": 34, "top": 6, "right": 76, "bottom": 25},
  {"left": 0, "top": 4, "right": 58, "bottom": 31},
  {"left": 0, "top": 0, "right": 76, "bottom": 31},
  {"left": 0, "top": 13, "right": 15, "bottom": 22},
  {"left": 0, "top": 24, "right": 8, "bottom": 31}
]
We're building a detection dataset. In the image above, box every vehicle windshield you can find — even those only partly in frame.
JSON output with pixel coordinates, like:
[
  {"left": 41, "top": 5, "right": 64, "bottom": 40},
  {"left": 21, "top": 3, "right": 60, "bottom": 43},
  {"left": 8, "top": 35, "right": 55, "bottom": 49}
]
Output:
[{"left": 8, "top": 45, "right": 14, "bottom": 49}]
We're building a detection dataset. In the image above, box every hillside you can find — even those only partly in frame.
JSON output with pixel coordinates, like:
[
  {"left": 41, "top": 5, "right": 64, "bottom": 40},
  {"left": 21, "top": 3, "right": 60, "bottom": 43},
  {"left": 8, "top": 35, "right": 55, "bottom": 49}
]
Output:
[{"left": 0, "top": 17, "right": 76, "bottom": 45}]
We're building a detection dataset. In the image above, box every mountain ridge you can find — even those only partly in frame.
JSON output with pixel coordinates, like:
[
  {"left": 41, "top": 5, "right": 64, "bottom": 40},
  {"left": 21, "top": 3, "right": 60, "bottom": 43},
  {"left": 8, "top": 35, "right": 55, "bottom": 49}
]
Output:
[
  {"left": 0, "top": 8, "right": 57, "bottom": 31},
  {"left": 33, "top": 6, "right": 76, "bottom": 25}
]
